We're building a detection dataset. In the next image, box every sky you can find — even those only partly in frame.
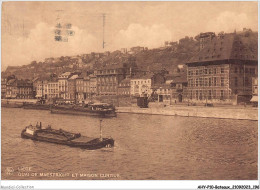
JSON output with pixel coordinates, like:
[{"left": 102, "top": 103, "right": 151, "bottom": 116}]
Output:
[{"left": 1, "top": 1, "right": 258, "bottom": 71}]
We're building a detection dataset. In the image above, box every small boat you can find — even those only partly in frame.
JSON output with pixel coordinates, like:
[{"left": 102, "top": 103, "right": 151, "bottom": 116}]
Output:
[
  {"left": 21, "top": 121, "right": 114, "bottom": 150},
  {"left": 50, "top": 103, "right": 117, "bottom": 117}
]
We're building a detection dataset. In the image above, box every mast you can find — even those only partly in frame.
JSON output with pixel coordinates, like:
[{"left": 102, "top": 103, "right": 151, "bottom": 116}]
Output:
[{"left": 99, "top": 119, "right": 103, "bottom": 141}]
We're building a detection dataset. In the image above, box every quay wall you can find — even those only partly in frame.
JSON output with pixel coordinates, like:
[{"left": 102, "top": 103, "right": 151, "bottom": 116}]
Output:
[
  {"left": 116, "top": 106, "right": 258, "bottom": 121},
  {"left": 1, "top": 99, "right": 37, "bottom": 104}
]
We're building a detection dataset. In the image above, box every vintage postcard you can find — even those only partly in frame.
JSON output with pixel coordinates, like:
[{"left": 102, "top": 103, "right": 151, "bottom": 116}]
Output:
[{"left": 1, "top": 1, "right": 258, "bottom": 189}]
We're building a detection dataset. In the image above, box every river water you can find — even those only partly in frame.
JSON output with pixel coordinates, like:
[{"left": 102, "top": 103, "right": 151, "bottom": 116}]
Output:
[{"left": 1, "top": 108, "right": 258, "bottom": 180}]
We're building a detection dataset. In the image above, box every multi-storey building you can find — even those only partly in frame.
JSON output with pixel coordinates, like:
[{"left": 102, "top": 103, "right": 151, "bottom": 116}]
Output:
[
  {"left": 58, "top": 72, "right": 72, "bottom": 99},
  {"left": 16, "top": 80, "right": 33, "bottom": 99},
  {"left": 130, "top": 73, "right": 165, "bottom": 97},
  {"left": 118, "top": 78, "right": 131, "bottom": 96},
  {"left": 83, "top": 76, "right": 91, "bottom": 100},
  {"left": 47, "top": 79, "right": 59, "bottom": 100},
  {"left": 130, "top": 75, "right": 153, "bottom": 97},
  {"left": 199, "top": 32, "right": 216, "bottom": 50},
  {"left": 67, "top": 74, "right": 78, "bottom": 101},
  {"left": 1, "top": 77, "right": 7, "bottom": 99},
  {"left": 89, "top": 74, "right": 97, "bottom": 96},
  {"left": 76, "top": 75, "right": 84, "bottom": 102},
  {"left": 6, "top": 79, "right": 17, "bottom": 99},
  {"left": 95, "top": 65, "right": 126, "bottom": 96},
  {"left": 170, "top": 76, "right": 188, "bottom": 103},
  {"left": 152, "top": 84, "right": 172, "bottom": 103},
  {"left": 35, "top": 80, "right": 49, "bottom": 99},
  {"left": 186, "top": 30, "right": 258, "bottom": 103}
]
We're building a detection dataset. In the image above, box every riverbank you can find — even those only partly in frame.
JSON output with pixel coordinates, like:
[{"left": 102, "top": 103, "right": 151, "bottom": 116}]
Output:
[{"left": 116, "top": 105, "right": 258, "bottom": 121}]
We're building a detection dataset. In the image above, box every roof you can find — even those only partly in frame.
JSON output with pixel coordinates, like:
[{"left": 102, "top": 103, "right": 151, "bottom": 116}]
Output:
[
  {"left": 187, "top": 31, "right": 258, "bottom": 64},
  {"left": 120, "top": 78, "right": 130, "bottom": 83},
  {"left": 97, "top": 63, "right": 125, "bottom": 70},
  {"left": 152, "top": 83, "right": 171, "bottom": 89},
  {"left": 7, "top": 79, "right": 16, "bottom": 84},
  {"left": 131, "top": 74, "right": 154, "bottom": 80},
  {"left": 171, "top": 75, "right": 187, "bottom": 83},
  {"left": 59, "top": 72, "right": 71, "bottom": 77},
  {"left": 68, "top": 74, "right": 79, "bottom": 80}
]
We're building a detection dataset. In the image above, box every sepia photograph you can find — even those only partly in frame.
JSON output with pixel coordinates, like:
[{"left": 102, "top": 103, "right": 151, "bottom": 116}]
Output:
[{"left": 1, "top": 1, "right": 258, "bottom": 188}]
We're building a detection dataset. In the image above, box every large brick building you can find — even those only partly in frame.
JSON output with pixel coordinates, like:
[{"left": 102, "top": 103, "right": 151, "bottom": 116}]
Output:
[{"left": 186, "top": 29, "right": 258, "bottom": 103}]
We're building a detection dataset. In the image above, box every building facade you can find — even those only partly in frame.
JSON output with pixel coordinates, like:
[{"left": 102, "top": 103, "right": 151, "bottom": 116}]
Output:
[
  {"left": 152, "top": 84, "right": 172, "bottom": 103},
  {"left": 6, "top": 79, "right": 17, "bottom": 99},
  {"left": 76, "top": 76, "right": 84, "bottom": 102},
  {"left": 47, "top": 80, "right": 59, "bottom": 100},
  {"left": 36, "top": 80, "right": 49, "bottom": 99},
  {"left": 186, "top": 30, "right": 258, "bottom": 103},
  {"left": 16, "top": 80, "right": 33, "bottom": 99},
  {"left": 1, "top": 77, "right": 7, "bottom": 99},
  {"left": 95, "top": 66, "right": 125, "bottom": 96},
  {"left": 118, "top": 78, "right": 131, "bottom": 96},
  {"left": 130, "top": 76, "right": 153, "bottom": 97},
  {"left": 67, "top": 74, "right": 78, "bottom": 101},
  {"left": 83, "top": 76, "right": 91, "bottom": 100},
  {"left": 58, "top": 72, "right": 72, "bottom": 99},
  {"left": 89, "top": 74, "right": 97, "bottom": 96}
]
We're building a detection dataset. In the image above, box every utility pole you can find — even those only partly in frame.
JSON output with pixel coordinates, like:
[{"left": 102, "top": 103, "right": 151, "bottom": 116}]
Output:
[{"left": 102, "top": 13, "right": 106, "bottom": 49}]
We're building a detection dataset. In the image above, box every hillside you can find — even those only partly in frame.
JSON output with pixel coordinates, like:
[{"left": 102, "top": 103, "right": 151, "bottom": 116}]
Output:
[{"left": 3, "top": 36, "right": 200, "bottom": 79}]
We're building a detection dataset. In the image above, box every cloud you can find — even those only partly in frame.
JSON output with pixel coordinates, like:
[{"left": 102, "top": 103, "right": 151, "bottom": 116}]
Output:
[
  {"left": 2, "top": 22, "right": 100, "bottom": 70},
  {"left": 206, "top": 11, "right": 257, "bottom": 33},
  {"left": 112, "top": 23, "right": 172, "bottom": 49}
]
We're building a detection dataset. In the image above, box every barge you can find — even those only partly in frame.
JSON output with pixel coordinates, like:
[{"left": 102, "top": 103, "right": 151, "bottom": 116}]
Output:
[
  {"left": 50, "top": 103, "right": 117, "bottom": 117},
  {"left": 2, "top": 101, "right": 23, "bottom": 108},
  {"left": 21, "top": 122, "right": 114, "bottom": 149},
  {"left": 23, "top": 102, "right": 50, "bottom": 110}
]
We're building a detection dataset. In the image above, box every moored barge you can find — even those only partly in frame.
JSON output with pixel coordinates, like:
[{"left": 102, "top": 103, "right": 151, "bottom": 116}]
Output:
[
  {"left": 23, "top": 102, "right": 51, "bottom": 110},
  {"left": 21, "top": 122, "right": 114, "bottom": 149},
  {"left": 50, "top": 103, "right": 116, "bottom": 117}
]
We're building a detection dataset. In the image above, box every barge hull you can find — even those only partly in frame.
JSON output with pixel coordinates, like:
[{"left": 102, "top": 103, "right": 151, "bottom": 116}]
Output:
[
  {"left": 50, "top": 108, "right": 116, "bottom": 117},
  {"left": 21, "top": 130, "right": 114, "bottom": 149}
]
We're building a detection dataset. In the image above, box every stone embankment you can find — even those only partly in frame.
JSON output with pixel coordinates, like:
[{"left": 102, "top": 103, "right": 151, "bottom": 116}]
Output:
[{"left": 116, "top": 105, "right": 258, "bottom": 121}]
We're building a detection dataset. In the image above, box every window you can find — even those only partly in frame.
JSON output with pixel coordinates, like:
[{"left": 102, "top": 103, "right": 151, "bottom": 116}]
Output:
[
  {"left": 245, "top": 68, "right": 248, "bottom": 73},
  {"left": 199, "top": 78, "right": 203, "bottom": 86},
  {"left": 221, "top": 67, "right": 224, "bottom": 73},
  {"left": 234, "top": 77, "right": 238, "bottom": 87},
  {"left": 199, "top": 90, "right": 203, "bottom": 100},
  {"left": 196, "top": 70, "right": 199, "bottom": 75},
  {"left": 234, "top": 67, "right": 238, "bottom": 73},
  {"left": 245, "top": 77, "right": 249, "bottom": 86},
  {"left": 204, "top": 69, "right": 208, "bottom": 74},
  {"left": 208, "top": 69, "right": 212, "bottom": 74},
  {"left": 204, "top": 78, "right": 208, "bottom": 86},
  {"left": 214, "top": 77, "right": 217, "bottom": 86},
  {"left": 196, "top": 78, "right": 199, "bottom": 87},
  {"left": 208, "top": 90, "right": 212, "bottom": 100},
  {"left": 221, "top": 77, "right": 224, "bottom": 86},
  {"left": 209, "top": 78, "right": 212, "bottom": 87},
  {"left": 250, "top": 68, "right": 255, "bottom": 74},
  {"left": 220, "top": 90, "right": 224, "bottom": 100}
]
